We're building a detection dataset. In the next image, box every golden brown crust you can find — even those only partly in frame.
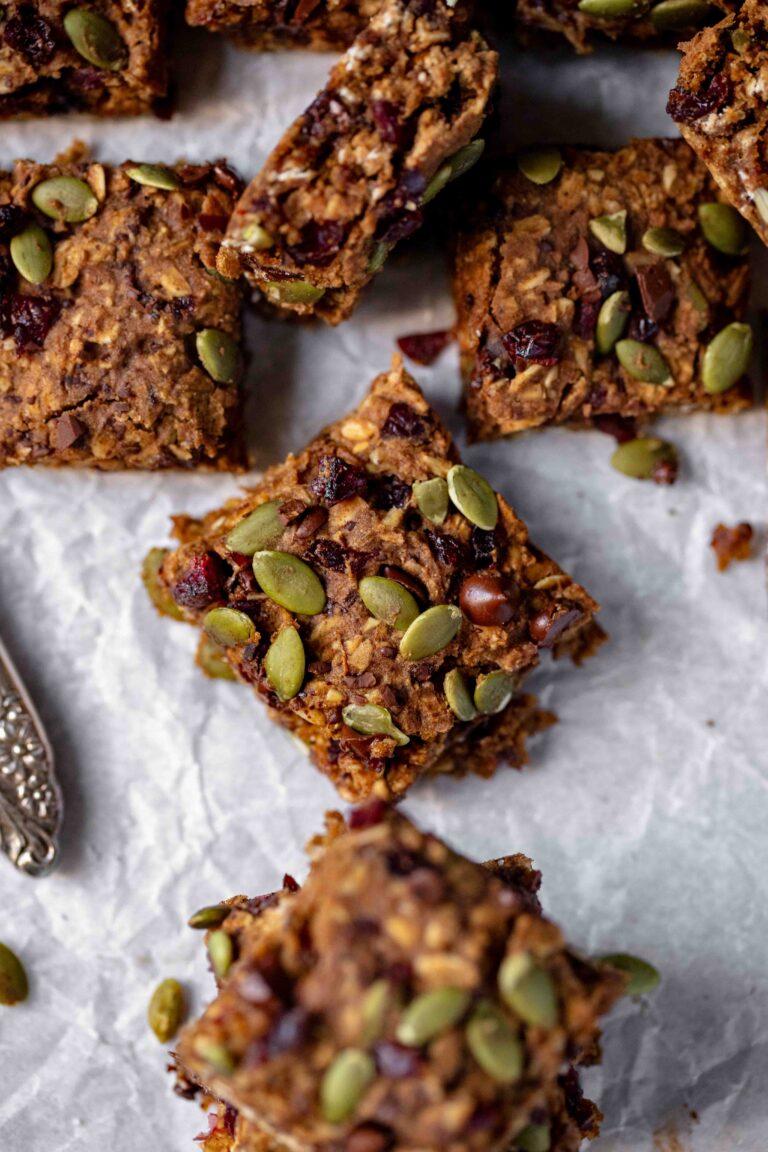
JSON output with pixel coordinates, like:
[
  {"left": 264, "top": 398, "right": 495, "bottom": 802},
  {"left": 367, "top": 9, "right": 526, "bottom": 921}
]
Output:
[{"left": 185, "top": 0, "right": 380, "bottom": 50}]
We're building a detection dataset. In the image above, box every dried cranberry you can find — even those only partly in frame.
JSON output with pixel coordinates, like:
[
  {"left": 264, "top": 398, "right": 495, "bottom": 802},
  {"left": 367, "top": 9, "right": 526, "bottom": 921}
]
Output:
[
  {"left": 10, "top": 294, "right": 60, "bottom": 351},
  {"left": 370, "top": 473, "right": 411, "bottom": 510},
  {"left": 371, "top": 99, "right": 405, "bottom": 146},
  {"left": 561, "top": 1067, "right": 596, "bottom": 1134},
  {"left": 197, "top": 213, "right": 229, "bottom": 233},
  {"left": 244, "top": 891, "right": 280, "bottom": 916},
  {"left": 651, "top": 457, "right": 679, "bottom": 486},
  {"left": 592, "top": 414, "right": 638, "bottom": 443},
  {"left": 574, "top": 298, "right": 600, "bottom": 339},
  {"left": 459, "top": 572, "right": 518, "bottom": 626},
  {"left": 425, "top": 530, "right": 468, "bottom": 568},
  {"left": 381, "top": 402, "right": 427, "bottom": 441},
  {"left": 288, "top": 220, "right": 346, "bottom": 267},
  {"left": 283, "top": 873, "right": 299, "bottom": 892},
  {"left": 529, "top": 606, "right": 582, "bottom": 648},
  {"left": 667, "top": 72, "right": 732, "bottom": 125},
  {"left": 171, "top": 551, "right": 228, "bottom": 610},
  {"left": 396, "top": 329, "right": 452, "bottom": 366},
  {"left": 502, "top": 320, "right": 562, "bottom": 366},
  {"left": 467, "top": 1104, "right": 504, "bottom": 1134},
  {"left": 375, "top": 170, "right": 427, "bottom": 245},
  {"left": 310, "top": 455, "right": 369, "bottom": 505},
  {"left": 471, "top": 527, "right": 500, "bottom": 568},
  {"left": 349, "top": 798, "right": 389, "bottom": 829},
  {"left": 4, "top": 8, "right": 56, "bottom": 67},
  {"left": 0, "top": 204, "right": 24, "bottom": 241},
  {"left": 307, "top": 537, "right": 346, "bottom": 572},
  {"left": 375, "top": 1041, "right": 423, "bottom": 1077},
  {"left": 591, "top": 249, "right": 626, "bottom": 299},
  {"left": 376, "top": 206, "right": 423, "bottom": 246}
]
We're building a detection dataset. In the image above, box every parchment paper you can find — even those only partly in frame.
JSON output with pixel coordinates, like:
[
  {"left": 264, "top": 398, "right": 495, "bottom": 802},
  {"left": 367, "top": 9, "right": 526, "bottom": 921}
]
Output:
[{"left": 0, "top": 20, "right": 766, "bottom": 1152}]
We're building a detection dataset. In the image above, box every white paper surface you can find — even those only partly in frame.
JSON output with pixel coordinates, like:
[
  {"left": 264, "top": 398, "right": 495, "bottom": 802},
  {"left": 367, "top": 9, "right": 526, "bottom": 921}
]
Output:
[{"left": 0, "top": 23, "right": 767, "bottom": 1152}]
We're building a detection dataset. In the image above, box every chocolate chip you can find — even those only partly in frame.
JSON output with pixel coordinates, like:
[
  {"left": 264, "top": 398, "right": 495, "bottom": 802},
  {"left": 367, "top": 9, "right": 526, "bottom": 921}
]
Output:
[
  {"left": 54, "top": 412, "right": 86, "bottom": 451},
  {"left": 459, "top": 572, "right": 518, "bottom": 626},
  {"left": 380, "top": 565, "right": 426, "bottom": 602},
  {"left": 590, "top": 249, "right": 627, "bottom": 299},
  {"left": 529, "top": 606, "right": 582, "bottom": 647},
  {"left": 635, "top": 263, "right": 675, "bottom": 324}
]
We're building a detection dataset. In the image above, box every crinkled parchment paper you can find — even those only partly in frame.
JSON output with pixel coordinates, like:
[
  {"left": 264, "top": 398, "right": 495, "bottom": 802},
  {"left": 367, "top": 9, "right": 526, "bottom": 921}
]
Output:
[{"left": 0, "top": 21, "right": 766, "bottom": 1152}]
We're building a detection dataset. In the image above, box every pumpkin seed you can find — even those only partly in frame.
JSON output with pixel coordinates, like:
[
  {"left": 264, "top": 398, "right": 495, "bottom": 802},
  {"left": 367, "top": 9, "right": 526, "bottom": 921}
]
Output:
[
  {"left": 359, "top": 576, "right": 420, "bottom": 631},
  {"left": 10, "top": 223, "right": 52, "bottom": 284},
  {"left": 265, "top": 628, "right": 306, "bottom": 701},
  {"left": 0, "top": 942, "right": 28, "bottom": 1005},
  {"left": 252, "top": 551, "right": 326, "bottom": 615},
  {"left": 595, "top": 290, "right": 630, "bottom": 355},
  {"left": 754, "top": 188, "right": 768, "bottom": 226},
  {"left": 642, "top": 226, "right": 685, "bottom": 257},
  {"left": 31, "top": 176, "right": 98, "bottom": 223},
  {"left": 610, "top": 437, "right": 677, "bottom": 480},
  {"left": 63, "top": 8, "right": 127, "bottom": 70},
  {"left": 515, "top": 1124, "right": 551, "bottom": 1152},
  {"left": 499, "top": 953, "right": 558, "bottom": 1028},
  {"left": 413, "top": 477, "right": 449, "bottom": 524},
  {"left": 198, "top": 635, "right": 238, "bottom": 681},
  {"left": 651, "top": 0, "right": 717, "bottom": 28},
  {"left": 207, "top": 930, "right": 234, "bottom": 979},
  {"left": 226, "top": 501, "right": 284, "bottom": 555},
  {"left": 241, "top": 220, "right": 275, "bottom": 249},
  {"left": 517, "top": 148, "right": 563, "bottom": 186},
  {"left": 447, "top": 464, "right": 498, "bottom": 530},
  {"left": 361, "top": 979, "right": 390, "bottom": 1045},
  {"left": 263, "top": 280, "right": 325, "bottom": 306},
  {"left": 188, "top": 904, "right": 231, "bottom": 930},
  {"left": 320, "top": 1048, "right": 376, "bottom": 1124},
  {"left": 367, "top": 242, "right": 390, "bottom": 275},
  {"left": 698, "top": 202, "right": 749, "bottom": 255},
  {"left": 396, "top": 987, "right": 471, "bottom": 1047},
  {"left": 423, "top": 139, "right": 485, "bottom": 205},
  {"left": 600, "top": 952, "right": 660, "bottom": 996},
  {"left": 400, "top": 604, "right": 462, "bottom": 661},
  {"left": 578, "top": 0, "right": 648, "bottom": 15},
  {"left": 731, "top": 27, "right": 751, "bottom": 52},
  {"left": 193, "top": 1037, "right": 236, "bottom": 1075},
  {"left": 148, "top": 978, "right": 185, "bottom": 1044},
  {"left": 702, "top": 322, "right": 753, "bottom": 394},
  {"left": 204, "top": 607, "right": 255, "bottom": 648},
  {"left": 615, "top": 339, "right": 672, "bottom": 386},
  {"left": 444, "top": 668, "right": 477, "bottom": 721},
  {"left": 466, "top": 1001, "right": 524, "bottom": 1083},
  {"left": 126, "top": 164, "right": 180, "bottom": 191},
  {"left": 686, "top": 279, "right": 709, "bottom": 317},
  {"left": 141, "top": 548, "right": 185, "bottom": 621},
  {"left": 341, "top": 703, "right": 409, "bottom": 746},
  {"left": 196, "top": 328, "right": 239, "bottom": 384},
  {"left": 474, "top": 670, "right": 516, "bottom": 715},
  {"left": 589, "top": 210, "right": 627, "bottom": 255}
]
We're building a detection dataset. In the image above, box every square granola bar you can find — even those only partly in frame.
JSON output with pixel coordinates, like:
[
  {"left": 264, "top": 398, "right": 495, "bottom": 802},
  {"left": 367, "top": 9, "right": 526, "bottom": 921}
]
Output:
[{"left": 185, "top": 0, "right": 380, "bottom": 51}]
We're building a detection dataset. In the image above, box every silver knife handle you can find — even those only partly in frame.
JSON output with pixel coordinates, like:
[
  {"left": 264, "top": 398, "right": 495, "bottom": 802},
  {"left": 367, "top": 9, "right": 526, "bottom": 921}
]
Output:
[{"left": 0, "top": 638, "right": 62, "bottom": 877}]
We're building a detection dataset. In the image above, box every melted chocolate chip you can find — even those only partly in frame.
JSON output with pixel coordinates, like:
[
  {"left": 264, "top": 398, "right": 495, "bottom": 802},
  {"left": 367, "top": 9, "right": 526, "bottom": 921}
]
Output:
[{"left": 459, "top": 571, "right": 518, "bottom": 626}]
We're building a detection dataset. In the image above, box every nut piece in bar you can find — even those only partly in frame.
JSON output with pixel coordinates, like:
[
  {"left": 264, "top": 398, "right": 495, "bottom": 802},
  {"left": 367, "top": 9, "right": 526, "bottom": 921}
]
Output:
[
  {"left": 185, "top": 0, "right": 381, "bottom": 51},
  {"left": 175, "top": 807, "right": 627, "bottom": 1152},
  {"left": 217, "top": 0, "right": 498, "bottom": 325},
  {"left": 515, "top": 0, "right": 738, "bottom": 54},
  {"left": 453, "top": 139, "right": 753, "bottom": 441},
  {"left": 148, "top": 357, "right": 604, "bottom": 801},
  {"left": 0, "top": 150, "right": 245, "bottom": 470},
  {"left": 0, "top": 1, "right": 169, "bottom": 117},
  {"left": 669, "top": 0, "right": 768, "bottom": 248}
]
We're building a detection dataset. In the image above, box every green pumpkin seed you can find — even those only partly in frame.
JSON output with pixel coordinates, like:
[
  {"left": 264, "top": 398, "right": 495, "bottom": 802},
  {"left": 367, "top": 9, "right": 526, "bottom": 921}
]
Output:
[
  {"left": 400, "top": 604, "right": 462, "bottom": 661},
  {"left": 359, "top": 576, "right": 420, "bottom": 631},
  {"left": 413, "top": 477, "right": 449, "bottom": 524},
  {"left": 499, "top": 953, "right": 558, "bottom": 1028},
  {"left": 447, "top": 464, "right": 498, "bottom": 530},
  {"left": 517, "top": 148, "right": 563, "bottom": 186},
  {"left": 698, "top": 203, "right": 749, "bottom": 255},
  {"left": 241, "top": 220, "right": 275, "bottom": 249},
  {"left": 320, "top": 1048, "right": 376, "bottom": 1124},
  {"left": 422, "top": 165, "right": 454, "bottom": 206},
  {"left": 10, "top": 223, "right": 52, "bottom": 284},
  {"left": 396, "top": 987, "right": 471, "bottom": 1047},
  {"left": 207, "top": 930, "right": 234, "bottom": 979},
  {"left": 252, "top": 550, "right": 326, "bottom": 615},
  {"left": 610, "top": 437, "right": 677, "bottom": 480},
  {"left": 423, "top": 139, "right": 485, "bottom": 205},
  {"left": 578, "top": 0, "right": 648, "bottom": 16},
  {"left": 188, "top": 904, "right": 231, "bottom": 930},
  {"left": 444, "top": 668, "right": 477, "bottom": 722},
  {"left": 702, "top": 322, "right": 753, "bottom": 394},
  {"left": 142, "top": 548, "right": 185, "bottom": 621},
  {"left": 367, "top": 242, "right": 390, "bottom": 275},
  {"left": 63, "top": 8, "right": 127, "bottom": 70},
  {"left": 361, "top": 979, "right": 391, "bottom": 1045},
  {"left": 642, "top": 226, "right": 686, "bottom": 257},
  {"left": 595, "top": 290, "right": 630, "bottom": 355},
  {"left": 754, "top": 188, "right": 768, "bottom": 226},
  {"left": 466, "top": 1001, "right": 524, "bottom": 1083},
  {"left": 263, "top": 280, "right": 325, "bottom": 306},
  {"left": 589, "top": 210, "right": 627, "bottom": 255},
  {"left": 600, "top": 952, "right": 660, "bottom": 996},
  {"left": 341, "top": 703, "right": 409, "bottom": 746},
  {"left": 731, "top": 28, "right": 751, "bottom": 52},
  {"left": 204, "top": 607, "right": 255, "bottom": 648},
  {"left": 686, "top": 278, "right": 709, "bottom": 317},
  {"left": 193, "top": 1037, "right": 236, "bottom": 1075},
  {"left": 265, "top": 627, "right": 306, "bottom": 701},
  {"left": 226, "top": 501, "right": 285, "bottom": 555},
  {"left": 474, "top": 670, "right": 516, "bottom": 716},
  {"left": 0, "top": 942, "right": 28, "bottom": 1006},
  {"left": 31, "top": 176, "right": 98, "bottom": 223},
  {"left": 515, "top": 1125, "right": 552, "bottom": 1152},
  {"left": 615, "top": 339, "right": 672, "bottom": 386},
  {"left": 148, "top": 978, "right": 185, "bottom": 1044},
  {"left": 651, "top": 0, "right": 717, "bottom": 28},
  {"left": 198, "top": 635, "right": 238, "bottom": 681},
  {"left": 126, "top": 164, "right": 180, "bottom": 191},
  {"left": 196, "top": 328, "right": 239, "bottom": 384}
]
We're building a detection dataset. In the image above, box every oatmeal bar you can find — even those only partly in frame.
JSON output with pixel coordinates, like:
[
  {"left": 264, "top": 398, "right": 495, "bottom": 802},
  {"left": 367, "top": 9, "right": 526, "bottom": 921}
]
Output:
[
  {"left": 217, "top": 0, "right": 498, "bottom": 325},
  {"left": 0, "top": 150, "right": 245, "bottom": 469},
  {"left": 515, "top": 0, "right": 738, "bottom": 54},
  {"left": 669, "top": 0, "right": 768, "bottom": 247},
  {"left": 175, "top": 807, "right": 626, "bottom": 1152},
  {"left": 0, "top": 1, "right": 168, "bottom": 117},
  {"left": 148, "top": 357, "right": 603, "bottom": 801},
  {"left": 185, "top": 0, "right": 380, "bottom": 51},
  {"left": 453, "top": 138, "right": 753, "bottom": 440}
]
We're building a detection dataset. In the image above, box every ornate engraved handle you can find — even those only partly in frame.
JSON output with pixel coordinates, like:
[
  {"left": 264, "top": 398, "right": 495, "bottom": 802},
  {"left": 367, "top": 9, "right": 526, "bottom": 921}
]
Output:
[{"left": 0, "top": 634, "right": 62, "bottom": 877}]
